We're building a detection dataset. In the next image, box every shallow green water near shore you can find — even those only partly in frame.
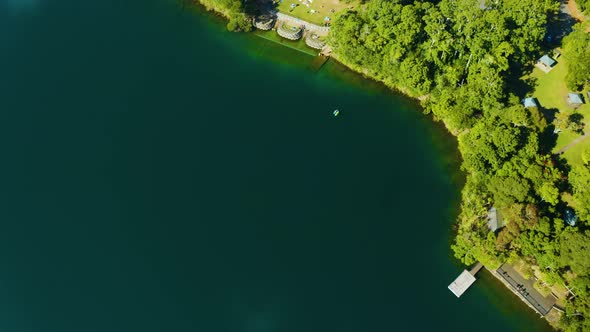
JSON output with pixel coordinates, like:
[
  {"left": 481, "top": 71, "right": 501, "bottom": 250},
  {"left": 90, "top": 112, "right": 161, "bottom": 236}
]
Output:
[{"left": 0, "top": 0, "right": 552, "bottom": 331}]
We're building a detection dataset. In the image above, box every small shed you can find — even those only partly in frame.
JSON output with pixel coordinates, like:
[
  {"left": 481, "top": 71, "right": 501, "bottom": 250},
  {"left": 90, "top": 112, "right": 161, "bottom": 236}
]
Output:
[
  {"left": 568, "top": 93, "right": 584, "bottom": 105},
  {"left": 539, "top": 55, "right": 556, "bottom": 68},
  {"left": 523, "top": 97, "right": 538, "bottom": 108},
  {"left": 488, "top": 207, "right": 504, "bottom": 232}
]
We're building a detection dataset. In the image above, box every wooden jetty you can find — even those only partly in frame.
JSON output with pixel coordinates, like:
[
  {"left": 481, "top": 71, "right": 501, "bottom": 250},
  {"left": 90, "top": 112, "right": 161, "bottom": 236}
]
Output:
[
  {"left": 309, "top": 55, "right": 329, "bottom": 72},
  {"left": 448, "top": 262, "right": 483, "bottom": 298}
]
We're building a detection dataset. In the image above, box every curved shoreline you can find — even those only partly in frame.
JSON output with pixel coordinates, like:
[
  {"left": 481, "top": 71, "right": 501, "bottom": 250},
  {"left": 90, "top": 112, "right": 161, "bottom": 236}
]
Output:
[
  {"left": 190, "top": 2, "right": 560, "bottom": 330},
  {"left": 193, "top": 0, "right": 232, "bottom": 19}
]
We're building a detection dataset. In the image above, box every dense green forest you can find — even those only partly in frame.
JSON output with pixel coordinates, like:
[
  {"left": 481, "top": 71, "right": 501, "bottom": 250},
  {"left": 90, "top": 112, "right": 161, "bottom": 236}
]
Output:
[{"left": 327, "top": 0, "right": 590, "bottom": 330}]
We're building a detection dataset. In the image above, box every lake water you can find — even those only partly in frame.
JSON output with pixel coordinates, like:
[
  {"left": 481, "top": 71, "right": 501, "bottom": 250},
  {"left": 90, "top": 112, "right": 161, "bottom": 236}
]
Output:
[{"left": 0, "top": 0, "right": 552, "bottom": 331}]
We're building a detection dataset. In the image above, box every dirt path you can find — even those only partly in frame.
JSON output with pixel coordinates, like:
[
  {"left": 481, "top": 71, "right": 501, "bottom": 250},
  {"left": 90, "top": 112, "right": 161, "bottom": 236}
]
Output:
[
  {"left": 566, "top": 0, "right": 587, "bottom": 22},
  {"left": 557, "top": 133, "right": 590, "bottom": 154},
  {"left": 565, "top": 0, "right": 590, "bottom": 31}
]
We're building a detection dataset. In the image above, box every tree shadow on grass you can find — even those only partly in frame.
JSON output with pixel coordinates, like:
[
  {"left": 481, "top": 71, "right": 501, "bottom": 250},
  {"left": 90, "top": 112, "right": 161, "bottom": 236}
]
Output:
[
  {"left": 542, "top": 107, "right": 558, "bottom": 124},
  {"left": 553, "top": 153, "right": 572, "bottom": 185},
  {"left": 538, "top": 107, "right": 560, "bottom": 154},
  {"left": 570, "top": 112, "right": 585, "bottom": 135},
  {"left": 540, "top": 123, "right": 559, "bottom": 155},
  {"left": 545, "top": 1, "right": 577, "bottom": 47},
  {"left": 508, "top": 71, "right": 538, "bottom": 99}
]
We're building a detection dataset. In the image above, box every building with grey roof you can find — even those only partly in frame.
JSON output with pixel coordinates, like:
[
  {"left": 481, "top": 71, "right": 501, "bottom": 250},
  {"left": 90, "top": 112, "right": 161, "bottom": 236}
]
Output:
[
  {"left": 539, "top": 55, "right": 556, "bottom": 67},
  {"left": 488, "top": 207, "right": 504, "bottom": 232},
  {"left": 568, "top": 93, "right": 584, "bottom": 106},
  {"left": 523, "top": 97, "right": 538, "bottom": 108}
]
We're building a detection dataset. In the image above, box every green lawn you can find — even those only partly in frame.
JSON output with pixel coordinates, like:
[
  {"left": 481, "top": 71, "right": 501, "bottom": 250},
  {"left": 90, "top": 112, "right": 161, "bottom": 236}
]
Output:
[
  {"left": 276, "top": 0, "right": 358, "bottom": 25},
  {"left": 562, "top": 136, "right": 590, "bottom": 166},
  {"left": 527, "top": 55, "right": 590, "bottom": 167}
]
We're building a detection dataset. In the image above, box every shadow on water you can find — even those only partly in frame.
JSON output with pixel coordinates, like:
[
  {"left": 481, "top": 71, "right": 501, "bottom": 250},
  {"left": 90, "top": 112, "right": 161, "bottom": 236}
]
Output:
[{"left": 252, "top": 29, "right": 318, "bottom": 57}]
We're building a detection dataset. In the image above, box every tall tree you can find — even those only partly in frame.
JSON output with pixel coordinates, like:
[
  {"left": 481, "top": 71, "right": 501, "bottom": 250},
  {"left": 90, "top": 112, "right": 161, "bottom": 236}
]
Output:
[
  {"left": 570, "top": 164, "right": 590, "bottom": 223},
  {"left": 563, "top": 27, "right": 590, "bottom": 91}
]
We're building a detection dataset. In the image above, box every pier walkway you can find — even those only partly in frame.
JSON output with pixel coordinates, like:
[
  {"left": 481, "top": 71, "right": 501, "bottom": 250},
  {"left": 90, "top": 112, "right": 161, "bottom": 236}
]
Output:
[{"left": 470, "top": 262, "right": 483, "bottom": 275}]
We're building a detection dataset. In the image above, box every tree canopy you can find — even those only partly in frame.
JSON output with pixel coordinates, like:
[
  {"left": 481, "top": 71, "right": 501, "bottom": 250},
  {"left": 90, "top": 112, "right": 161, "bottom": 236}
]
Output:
[
  {"left": 563, "top": 27, "right": 590, "bottom": 91},
  {"left": 201, "top": 0, "right": 253, "bottom": 31}
]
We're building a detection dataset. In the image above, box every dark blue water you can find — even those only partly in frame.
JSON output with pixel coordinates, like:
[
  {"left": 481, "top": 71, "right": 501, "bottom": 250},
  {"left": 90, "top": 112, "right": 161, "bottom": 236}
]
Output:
[{"left": 0, "top": 0, "right": 552, "bottom": 331}]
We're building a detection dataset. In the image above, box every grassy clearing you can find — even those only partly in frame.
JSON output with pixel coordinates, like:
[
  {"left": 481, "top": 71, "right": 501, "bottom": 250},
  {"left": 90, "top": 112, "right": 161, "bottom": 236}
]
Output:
[
  {"left": 529, "top": 59, "right": 569, "bottom": 111},
  {"left": 527, "top": 55, "right": 590, "bottom": 166},
  {"left": 276, "top": 0, "right": 358, "bottom": 25},
  {"left": 561, "top": 135, "right": 590, "bottom": 166}
]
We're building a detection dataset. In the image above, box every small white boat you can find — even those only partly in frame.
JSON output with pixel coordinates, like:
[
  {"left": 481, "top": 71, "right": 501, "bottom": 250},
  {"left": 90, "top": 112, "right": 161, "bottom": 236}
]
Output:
[{"left": 333, "top": 109, "right": 339, "bottom": 116}]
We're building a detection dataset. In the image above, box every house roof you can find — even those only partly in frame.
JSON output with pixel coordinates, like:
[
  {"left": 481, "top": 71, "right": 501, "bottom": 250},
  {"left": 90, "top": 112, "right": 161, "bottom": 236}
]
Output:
[
  {"left": 488, "top": 207, "right": 504, "bottom": 232},
  {"left": 569, "top": 93, "right": 584, "bottom": 104},
  {"left": 539, "top": 55, "right": 556, "bottom": 67},
  {"left": 523, "top": 97, "right": 538, "bottom": 108}
]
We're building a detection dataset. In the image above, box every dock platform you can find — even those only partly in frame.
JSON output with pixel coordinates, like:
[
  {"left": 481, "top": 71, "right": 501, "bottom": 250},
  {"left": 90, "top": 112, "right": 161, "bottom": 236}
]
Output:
[
  {"left": 448, "top": 270, "right": 477, "bottom": 297},
  {"left": 448, "top": 262, "right": 483, "bottom": 298}
]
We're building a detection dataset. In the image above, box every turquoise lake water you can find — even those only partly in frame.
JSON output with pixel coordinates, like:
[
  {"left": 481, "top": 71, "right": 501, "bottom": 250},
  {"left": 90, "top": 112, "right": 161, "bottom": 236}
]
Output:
[{"left": 0, "top": 0, "right": 552, "bottom": 331}]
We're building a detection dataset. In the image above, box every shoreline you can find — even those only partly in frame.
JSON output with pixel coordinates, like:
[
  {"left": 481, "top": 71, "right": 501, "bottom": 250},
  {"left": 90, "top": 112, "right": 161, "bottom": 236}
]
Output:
[
  {"left": 193, "top": 0, "right": 430, "bottom": 112},
  {"left": 484, "top": 266, "right": 560, "bottom": 328},
  {"left": 485, "top": 267, "right": 546, "bottom": 317},
  {"left": 193, "top": 0, "right": 232, "bottom": 19},
  {"left": 327, "top": 53, "right": 440, "bottom": 126},
  {"left": 329, "top": 53, "right": 420, "bottom": 100},
  {"left": 191, "top": 1, "right": 556, "bottom": 329}
]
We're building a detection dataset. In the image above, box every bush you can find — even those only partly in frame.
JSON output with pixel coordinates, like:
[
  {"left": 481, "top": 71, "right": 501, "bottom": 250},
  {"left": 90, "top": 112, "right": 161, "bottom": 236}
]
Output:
[
  {"left": 226, "top": 19, "right": 239, "bottom": 31},
  {"left": 226, "top": 14, "right": 252, "bottom": 32}
]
